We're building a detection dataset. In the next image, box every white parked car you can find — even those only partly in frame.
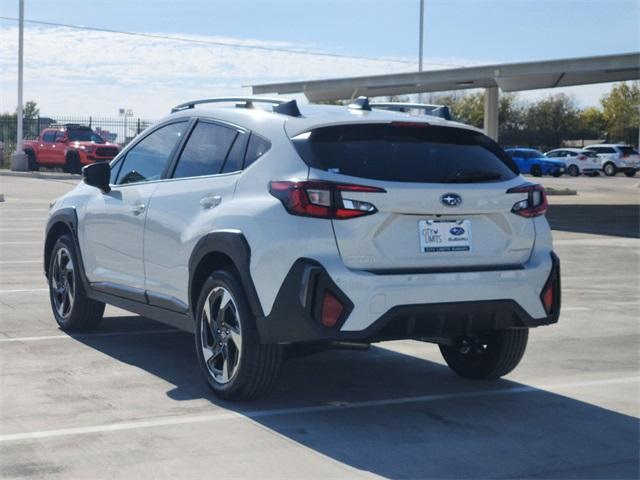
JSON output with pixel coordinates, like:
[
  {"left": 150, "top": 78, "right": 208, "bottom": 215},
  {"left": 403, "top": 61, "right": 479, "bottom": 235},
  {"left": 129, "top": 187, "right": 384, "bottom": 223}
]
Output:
[
  {"left": 44, "top": 97, "right": 561, "bottom": 400},
  {"left": 544, "top": 148, "right": 601, "bottom": 176},
  {"left": 584, "top": 144, "right": 640, "bottom": 177}
]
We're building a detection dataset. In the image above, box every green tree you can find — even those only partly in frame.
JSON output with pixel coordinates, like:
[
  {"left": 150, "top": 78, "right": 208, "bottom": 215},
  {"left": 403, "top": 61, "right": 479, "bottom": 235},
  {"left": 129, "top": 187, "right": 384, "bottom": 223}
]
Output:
[
  {"left": 577, "top": 107, "right": 606, "bottom": 141},
  {"left": 601, "top": 82, "right": 640, "bottom": 145},
  {"left": 23, "top": 100, "right": 39, "bottom": 119},
  {"left": 523, "top": 93, "right": 580, "bottom": 150}
]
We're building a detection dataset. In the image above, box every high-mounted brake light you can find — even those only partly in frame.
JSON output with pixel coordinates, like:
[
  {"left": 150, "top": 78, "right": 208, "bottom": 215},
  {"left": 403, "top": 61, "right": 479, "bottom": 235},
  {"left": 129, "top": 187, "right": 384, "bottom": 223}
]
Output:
[
  {"left": 269, "top": 180, "right": 385, "bottom": 219},
  {"left": 506, "top": 183, "right": 548, "bottom": 218}
]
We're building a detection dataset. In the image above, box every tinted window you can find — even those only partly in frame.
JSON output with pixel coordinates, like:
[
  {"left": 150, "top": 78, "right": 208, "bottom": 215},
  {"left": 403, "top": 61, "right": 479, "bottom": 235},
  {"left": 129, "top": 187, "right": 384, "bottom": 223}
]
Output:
[
  {"left": 620, "top": 146, "right": 638, "bottom": 156},
  {"left": 546, "top": 151, "right": 560, "bottom": 157},
  {"left": 54, "top": 131, "right": 65, "bottom": 142},
  {"left": 293, "top": 124, "right": 518, "bottom": 183},
  {"left": 42, "top": 131, "right": 56, "bottom": 142},
  {"left": 116, "top": 122, "right": 187, "bottom": 185},
  {"left": 244, "top": 134, "right": 271, "bottom": 168},
  {"left": 582, "top": 150, "right": 598, "bottom": 158},
  {"left": 173, "top": 122, "right": 237, "bottom": 179},
  {"left": 221, "top": 132, "right": 248, "bottom": 174},
  {"left": 67, "top": 130, "right": 105, "bottom": 143}
]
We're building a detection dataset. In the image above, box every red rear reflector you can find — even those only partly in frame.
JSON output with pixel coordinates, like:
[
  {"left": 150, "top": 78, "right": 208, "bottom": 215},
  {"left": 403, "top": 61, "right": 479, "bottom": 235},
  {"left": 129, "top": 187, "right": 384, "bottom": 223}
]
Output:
[
  {"left": 542, "top": 283, "right": 554, "bottom": 314},
  {"left": 321, "top": 290, "right": 343, "bottom": 328},
  {"left": 507, "top": 183, "right": 548, "bottom": 218}
]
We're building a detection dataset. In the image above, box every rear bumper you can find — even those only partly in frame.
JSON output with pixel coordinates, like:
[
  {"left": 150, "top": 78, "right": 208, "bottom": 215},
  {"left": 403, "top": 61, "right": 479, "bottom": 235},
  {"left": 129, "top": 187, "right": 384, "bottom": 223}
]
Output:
[{"left": 256, "top": 253, "right": 560, "bottom": 344}]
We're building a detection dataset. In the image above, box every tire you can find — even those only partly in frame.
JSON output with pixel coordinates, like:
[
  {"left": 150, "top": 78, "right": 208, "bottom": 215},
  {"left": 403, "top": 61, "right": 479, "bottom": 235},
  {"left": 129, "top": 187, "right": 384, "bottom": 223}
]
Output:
[
  {"left": 603, "top": 162, "right": 617, "bottom": 176},
  {"left": 49, "top": 234, "right": 105, "bottom": 331},
  {"left": 624, "top": 170, "right": 637, "bottom": 177},
  {"left": 194, "top": 270, "right": 283, "bottom": 401},
  {"left": 65, "top": 151, "right": 82, "bottom": 174},
  {"left": 439, "top": 329, "right": 529, "bottom": 380},
  {"left": 530, "top": 165, "right": 542, "bottom": 177},
  {"left": 25, "top": 150, "right": 38, "bottom": 171},
  {"left": 567, "top": 165, "right": 580, "bottom": 177}
]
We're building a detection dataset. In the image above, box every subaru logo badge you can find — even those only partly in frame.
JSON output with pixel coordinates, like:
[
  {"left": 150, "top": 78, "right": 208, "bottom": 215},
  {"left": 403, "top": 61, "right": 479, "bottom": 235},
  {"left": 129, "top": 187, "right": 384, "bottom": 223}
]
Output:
[
  {"left": 441, "top": 193, "right": 462, "bottom": 207},
  {"left": 449, "top": 226, "right": 465, "bottom": 236}
]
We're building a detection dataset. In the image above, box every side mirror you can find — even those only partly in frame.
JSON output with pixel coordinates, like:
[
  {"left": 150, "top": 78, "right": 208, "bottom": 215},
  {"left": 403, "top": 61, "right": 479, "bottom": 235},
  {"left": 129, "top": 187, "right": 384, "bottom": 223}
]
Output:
[
  {"left": 82, "top": 162, "right": 111, "bottom": 193},
  {"left": 55, "top": 137, "right": 66, "bottom": 143}
]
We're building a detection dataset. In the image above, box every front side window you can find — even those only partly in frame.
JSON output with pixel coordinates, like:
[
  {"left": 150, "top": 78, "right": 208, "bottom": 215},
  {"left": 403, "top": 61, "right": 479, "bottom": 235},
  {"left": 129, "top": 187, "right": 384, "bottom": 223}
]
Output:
[
  {"left": 173, "top": 122, "right": 237, "bottom": 179},
  {"left": 116, "top": 122, "right": 187, "bottom": 185}
]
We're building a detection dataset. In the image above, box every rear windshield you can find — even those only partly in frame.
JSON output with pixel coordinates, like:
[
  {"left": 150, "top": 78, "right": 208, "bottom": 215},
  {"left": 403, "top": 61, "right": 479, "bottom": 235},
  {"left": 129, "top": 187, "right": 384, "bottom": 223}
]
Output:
[
  {"left": 619, "top": 146, "right": 639, "bottom": 156},
  {"left": 292, "top": 123, "right": 518, "bottom": 183}
]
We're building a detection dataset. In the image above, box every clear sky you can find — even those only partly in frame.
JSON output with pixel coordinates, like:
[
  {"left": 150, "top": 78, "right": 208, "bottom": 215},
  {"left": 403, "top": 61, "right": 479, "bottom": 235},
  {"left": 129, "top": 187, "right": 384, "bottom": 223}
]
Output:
[{"left": 1, "top": 0, "right": 638, "bottom": 117}]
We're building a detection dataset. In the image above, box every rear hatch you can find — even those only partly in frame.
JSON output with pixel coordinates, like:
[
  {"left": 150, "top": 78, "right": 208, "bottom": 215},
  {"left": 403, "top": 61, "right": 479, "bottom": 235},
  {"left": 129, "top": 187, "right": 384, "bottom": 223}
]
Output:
[
  {"left": 619, "top": 146, "right": 640, "bottom": 166},
  {"left": 292, "top": 122, "right": 536, "bottom": 272}
]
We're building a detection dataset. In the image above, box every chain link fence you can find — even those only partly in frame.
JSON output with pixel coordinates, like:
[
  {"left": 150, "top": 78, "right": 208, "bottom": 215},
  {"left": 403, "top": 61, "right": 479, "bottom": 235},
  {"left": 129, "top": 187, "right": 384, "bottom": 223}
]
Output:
[{"left": 0, "top": 115, "right": 156, "bottom": 167}]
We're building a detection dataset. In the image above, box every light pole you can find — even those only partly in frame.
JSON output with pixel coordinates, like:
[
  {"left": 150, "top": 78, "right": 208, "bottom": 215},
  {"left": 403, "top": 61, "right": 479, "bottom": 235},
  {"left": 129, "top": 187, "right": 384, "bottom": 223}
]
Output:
[
  {"left": 417, "top": 0, "right": 424, "bottom": 103},
  {"left": 10, "top": 0, "right": 28, "bottom": 171}
]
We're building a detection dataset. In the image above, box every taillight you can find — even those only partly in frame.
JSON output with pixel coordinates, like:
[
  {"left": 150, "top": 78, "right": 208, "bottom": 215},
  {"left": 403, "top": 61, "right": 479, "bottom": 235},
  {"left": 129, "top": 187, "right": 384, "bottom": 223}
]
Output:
[
  {"left": 269, "top": 180, "right": 385, "bottom": 219},
  {"left": 507, "top": 183, "right": 547, "bottom": 218},
  {"left": 577, "top": 155, "right": 587, "bottom": 161}
]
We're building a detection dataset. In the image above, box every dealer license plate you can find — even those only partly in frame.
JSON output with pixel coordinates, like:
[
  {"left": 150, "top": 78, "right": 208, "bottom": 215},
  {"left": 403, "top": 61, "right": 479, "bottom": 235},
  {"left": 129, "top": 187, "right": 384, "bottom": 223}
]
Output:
[{"left": 418, "top": 220, "right": 471, "bottom": 253}]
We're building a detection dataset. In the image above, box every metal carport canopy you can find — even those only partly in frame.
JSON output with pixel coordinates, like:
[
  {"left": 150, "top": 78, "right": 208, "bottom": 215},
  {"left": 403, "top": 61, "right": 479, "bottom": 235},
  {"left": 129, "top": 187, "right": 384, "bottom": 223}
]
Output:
[{"left": 251, "top": 52, "right": 640, "bottom": 102}]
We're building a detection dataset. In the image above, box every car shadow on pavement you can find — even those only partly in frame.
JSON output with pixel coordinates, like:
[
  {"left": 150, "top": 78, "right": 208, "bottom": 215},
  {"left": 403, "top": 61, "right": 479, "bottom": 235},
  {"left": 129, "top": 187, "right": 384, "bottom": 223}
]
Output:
[
  {"left": 547, "top": 204, "right": 640, "bottom": 238},
  {"left": 72, "top": 316, "right": 640, "bottom": 479}
]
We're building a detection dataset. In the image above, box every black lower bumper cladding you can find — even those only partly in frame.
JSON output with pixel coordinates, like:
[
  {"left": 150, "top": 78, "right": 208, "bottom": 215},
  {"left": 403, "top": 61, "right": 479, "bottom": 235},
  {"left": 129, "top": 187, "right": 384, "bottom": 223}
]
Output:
[{"left": 256, "top": 255, "right": 560, "bottom": 345}]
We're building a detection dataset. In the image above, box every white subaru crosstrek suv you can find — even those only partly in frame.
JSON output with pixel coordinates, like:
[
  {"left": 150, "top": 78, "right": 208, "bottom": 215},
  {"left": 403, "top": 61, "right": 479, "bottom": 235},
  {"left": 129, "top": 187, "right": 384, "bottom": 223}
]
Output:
[
  {"left": 44, "top": 97, "right": 561, "bottom": 400},
  {"left": 584, "top": 144, "right": 640, "bottom": 177}
]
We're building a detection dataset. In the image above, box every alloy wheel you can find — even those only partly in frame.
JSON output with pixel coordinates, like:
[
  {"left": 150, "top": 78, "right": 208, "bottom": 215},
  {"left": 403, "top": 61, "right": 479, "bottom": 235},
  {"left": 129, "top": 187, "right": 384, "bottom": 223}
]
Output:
[
  {"left": 200, "top": 286, "right": 242, "bottom": 384},
  {"left": 51, "top": 247, "right": 75, "bottom": 318}
]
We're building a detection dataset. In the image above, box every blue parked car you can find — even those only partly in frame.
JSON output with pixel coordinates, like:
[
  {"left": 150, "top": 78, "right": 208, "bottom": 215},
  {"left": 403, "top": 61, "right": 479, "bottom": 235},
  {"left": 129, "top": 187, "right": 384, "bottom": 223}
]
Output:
[{"left": 505, "top": 148, "right": 566, "bottom": 177}]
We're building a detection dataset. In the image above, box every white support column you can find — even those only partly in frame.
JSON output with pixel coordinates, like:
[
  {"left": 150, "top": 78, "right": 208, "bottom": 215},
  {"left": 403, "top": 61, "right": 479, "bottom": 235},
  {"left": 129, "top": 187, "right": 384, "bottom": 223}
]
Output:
[{"left": 484, "top": 86, "right": 499, "bottom": 142}]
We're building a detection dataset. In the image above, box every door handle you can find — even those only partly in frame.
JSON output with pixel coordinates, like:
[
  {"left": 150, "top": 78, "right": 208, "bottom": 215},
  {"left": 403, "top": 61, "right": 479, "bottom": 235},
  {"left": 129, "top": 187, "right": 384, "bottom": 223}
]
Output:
[
  {"left": 131, "top": 203, "right": 146, "bottom": 215},
  {"left": 200, "top": 195, "right": 222, "bottom": 209}
]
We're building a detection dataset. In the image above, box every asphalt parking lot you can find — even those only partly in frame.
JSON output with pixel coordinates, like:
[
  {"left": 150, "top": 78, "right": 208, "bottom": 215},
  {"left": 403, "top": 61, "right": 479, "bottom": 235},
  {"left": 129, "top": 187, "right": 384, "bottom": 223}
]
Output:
[{"left": 0, "top": 172, "right": 638, "bottom": 479}]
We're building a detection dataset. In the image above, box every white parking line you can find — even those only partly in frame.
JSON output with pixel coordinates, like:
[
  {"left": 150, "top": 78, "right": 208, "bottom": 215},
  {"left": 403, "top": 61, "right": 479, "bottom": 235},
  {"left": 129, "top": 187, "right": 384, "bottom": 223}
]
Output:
[
  {"left": 562, "top": 306, "right": 590, "bottom": 312},
  {"left": 0, "top": 241, "right": 42, "bottom": 245},
  {"left": 0, "top": 260, "right": 41, "bottom": 264},
  {"left": 0, "top": 328, "right": 182, "bottom": 343},
  {"left": 0, "top": 288, "right": 48, "bottom": 294},
  {"left": 0, "top": 376, "right": 637, "bottom": 443}
]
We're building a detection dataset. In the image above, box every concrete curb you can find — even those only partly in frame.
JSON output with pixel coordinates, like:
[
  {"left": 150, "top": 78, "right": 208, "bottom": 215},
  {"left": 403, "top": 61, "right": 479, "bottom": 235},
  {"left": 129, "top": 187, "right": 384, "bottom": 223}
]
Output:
[
  {"left": 545, "top": 187, "right": 578, "bottom": 196},
  {"left": 0, "top": 170, "right": 80, "bottom": 181}
]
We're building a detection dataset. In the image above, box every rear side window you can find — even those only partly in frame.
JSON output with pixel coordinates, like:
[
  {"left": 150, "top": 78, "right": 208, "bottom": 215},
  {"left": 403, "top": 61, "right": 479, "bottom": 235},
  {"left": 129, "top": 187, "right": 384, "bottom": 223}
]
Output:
[
  {"left": 173, "top": 122, "right": 237, "bottom": 179},
  {"left": 244, "top": 134, "right": 271, "bottom": 168},
  {"left": 582, "top": 150, "right": 598, "bottom": 158},
  {"left": 619, "top": 146, "right": 638, "bottom": 156},
  {"left": 293, "top": 124, "right": 518, "bottom": 183}
]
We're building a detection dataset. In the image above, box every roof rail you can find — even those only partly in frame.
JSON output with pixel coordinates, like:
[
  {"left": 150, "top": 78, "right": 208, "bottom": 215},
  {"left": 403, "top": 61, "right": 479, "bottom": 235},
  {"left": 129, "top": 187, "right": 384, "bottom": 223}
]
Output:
[
  {"left": 348, "top": 96, "right": 372, "bottom": 111},
  {"left": 370, "top": 102, "right": 452, "bottom": 120},
  {"left": 170, "top": 97, "right": 301, "bottom": 117}
]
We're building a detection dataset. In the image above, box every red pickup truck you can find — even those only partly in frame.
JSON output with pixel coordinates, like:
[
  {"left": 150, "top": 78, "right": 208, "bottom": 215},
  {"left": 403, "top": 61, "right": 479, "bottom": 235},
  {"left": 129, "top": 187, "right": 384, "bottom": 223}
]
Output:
[{"left": 23, "top": 124, "right": 121, "bottom": 174}]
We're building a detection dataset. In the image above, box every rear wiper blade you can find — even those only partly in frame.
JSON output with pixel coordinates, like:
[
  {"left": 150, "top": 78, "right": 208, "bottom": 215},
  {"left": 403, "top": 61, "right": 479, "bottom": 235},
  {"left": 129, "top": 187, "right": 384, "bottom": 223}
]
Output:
[{"left": 443, "top": 172, "right": 503, "bottom": 183}]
